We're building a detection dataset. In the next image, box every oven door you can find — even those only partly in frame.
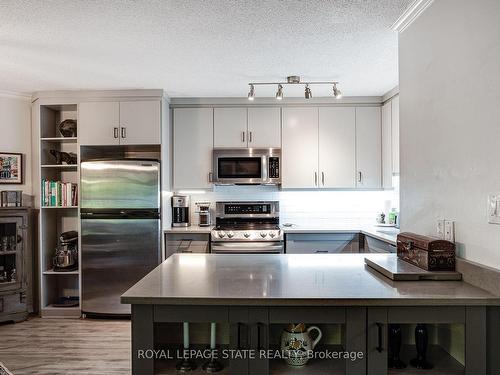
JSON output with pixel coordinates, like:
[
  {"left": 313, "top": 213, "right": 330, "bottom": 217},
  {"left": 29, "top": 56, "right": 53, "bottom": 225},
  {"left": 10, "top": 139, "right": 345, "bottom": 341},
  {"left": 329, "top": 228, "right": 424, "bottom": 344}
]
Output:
[
  {"left": 211, "top": 241, "right": 284, "bottom": 254},
  {"left": 213, "top": 155, "right": 265, "bottom": 185}
]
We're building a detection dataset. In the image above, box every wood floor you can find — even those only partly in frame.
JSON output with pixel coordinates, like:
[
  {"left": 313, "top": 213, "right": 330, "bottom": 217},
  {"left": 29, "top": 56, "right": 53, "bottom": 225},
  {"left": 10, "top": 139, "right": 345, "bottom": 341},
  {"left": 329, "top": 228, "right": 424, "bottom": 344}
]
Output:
[{"left": 0, "top": 316, "right": 131, "bottom": 375}]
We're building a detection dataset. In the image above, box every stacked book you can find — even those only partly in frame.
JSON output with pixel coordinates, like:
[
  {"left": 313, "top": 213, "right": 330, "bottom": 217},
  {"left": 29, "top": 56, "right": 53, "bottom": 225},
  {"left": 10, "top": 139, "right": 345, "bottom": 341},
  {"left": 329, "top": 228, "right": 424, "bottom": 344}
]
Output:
[{"left": 41, "top": 179, "right": 78, "bottom": 207}]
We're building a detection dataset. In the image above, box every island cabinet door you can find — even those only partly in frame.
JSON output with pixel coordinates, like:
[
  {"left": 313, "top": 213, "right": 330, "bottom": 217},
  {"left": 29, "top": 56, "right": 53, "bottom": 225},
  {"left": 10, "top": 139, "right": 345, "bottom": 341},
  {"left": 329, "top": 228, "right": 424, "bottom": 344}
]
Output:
[
  {"left": 367, "top": 306, "right": 486, "bottom": 375},
  {"left": 263, "top": 307, "right": 366, "bottom": 375}
]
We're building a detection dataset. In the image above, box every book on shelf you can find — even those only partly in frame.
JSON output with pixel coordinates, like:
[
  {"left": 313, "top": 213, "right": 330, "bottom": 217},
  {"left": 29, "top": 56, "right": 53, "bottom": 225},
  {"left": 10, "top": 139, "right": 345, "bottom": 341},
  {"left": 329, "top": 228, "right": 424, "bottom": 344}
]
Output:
[{"left": 41, "top": 179, "right": 78, "bottom": 207}]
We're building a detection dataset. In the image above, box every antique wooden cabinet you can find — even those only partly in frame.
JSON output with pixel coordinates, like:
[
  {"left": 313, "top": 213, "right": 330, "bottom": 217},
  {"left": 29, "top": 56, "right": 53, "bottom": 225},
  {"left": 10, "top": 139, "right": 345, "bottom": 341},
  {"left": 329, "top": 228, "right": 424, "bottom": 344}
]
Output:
[{"left": 0, "top": 208, "right": 36, "bottom": 323}]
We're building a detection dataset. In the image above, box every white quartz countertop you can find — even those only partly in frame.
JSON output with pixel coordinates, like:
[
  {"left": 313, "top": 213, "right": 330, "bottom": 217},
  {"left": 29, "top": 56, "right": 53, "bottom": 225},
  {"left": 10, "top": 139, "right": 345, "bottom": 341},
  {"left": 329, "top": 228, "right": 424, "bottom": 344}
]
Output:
[
  {"left": 164, "top": 225, "right": 399, "bottom": 244},
  {"left": 122, "top": 253, "right": 499, "bottom": 306}
]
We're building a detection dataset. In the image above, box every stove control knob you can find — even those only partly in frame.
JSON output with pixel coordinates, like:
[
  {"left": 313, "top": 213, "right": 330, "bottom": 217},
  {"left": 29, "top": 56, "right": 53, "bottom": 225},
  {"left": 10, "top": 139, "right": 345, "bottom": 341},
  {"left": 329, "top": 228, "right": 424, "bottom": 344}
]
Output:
[
  {"left": 269, "top": 232, "right": 276, "bottom": 238},
  {"left": 244, "top": 232, "right": 251, "bottom": 238},
  {"left": 217, "top": 231, "right": 225, "bottom": 238},
  {"left": 227, "top": 231, "right": 235, "bottom": 238},
  {"left": 260, "top": 232, "right": 268, "bottom": 238}
]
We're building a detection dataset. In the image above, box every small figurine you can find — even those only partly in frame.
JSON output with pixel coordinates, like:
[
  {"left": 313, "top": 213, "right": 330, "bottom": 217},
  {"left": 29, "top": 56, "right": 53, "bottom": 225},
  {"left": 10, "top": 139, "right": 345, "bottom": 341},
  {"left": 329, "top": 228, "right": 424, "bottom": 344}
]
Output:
[
  {"left": 49, "top": 150, "right": 77, "bottom": 165},
  {"left": 59, "top": 119, "right": 77, "bottom": 137},
  {"left": 376, "top": 212, "right": 386, "bottom": 224}
]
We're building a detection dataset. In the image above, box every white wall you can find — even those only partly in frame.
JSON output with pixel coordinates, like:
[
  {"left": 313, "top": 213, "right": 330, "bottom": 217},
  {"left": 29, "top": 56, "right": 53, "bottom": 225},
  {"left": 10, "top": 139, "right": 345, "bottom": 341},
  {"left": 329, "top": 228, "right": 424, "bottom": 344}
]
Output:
[
  {"left": 0, "top": 92, "right": 32, "bottom": 196},
  {"left": 399, "top": 0, "right": 500, "bottom": 268}
]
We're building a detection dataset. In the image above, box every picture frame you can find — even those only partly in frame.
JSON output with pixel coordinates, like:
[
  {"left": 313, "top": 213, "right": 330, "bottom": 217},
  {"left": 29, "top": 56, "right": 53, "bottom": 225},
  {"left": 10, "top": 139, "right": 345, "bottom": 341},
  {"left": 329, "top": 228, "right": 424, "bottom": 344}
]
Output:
[{"left": 0, "top": 152, "right": 23, "bottom": 184}]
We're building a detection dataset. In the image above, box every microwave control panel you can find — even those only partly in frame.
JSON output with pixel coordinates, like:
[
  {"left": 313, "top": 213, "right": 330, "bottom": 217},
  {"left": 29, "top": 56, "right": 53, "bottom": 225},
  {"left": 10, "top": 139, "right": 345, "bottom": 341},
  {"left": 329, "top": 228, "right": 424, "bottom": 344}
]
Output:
[{"left": 269, "top": 157, "right": 280, "bottom": 179}]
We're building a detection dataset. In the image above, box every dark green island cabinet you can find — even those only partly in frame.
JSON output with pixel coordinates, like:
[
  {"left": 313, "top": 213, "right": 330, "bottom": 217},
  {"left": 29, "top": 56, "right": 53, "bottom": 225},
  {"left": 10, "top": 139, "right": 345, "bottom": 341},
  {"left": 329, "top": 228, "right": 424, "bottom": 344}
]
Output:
[{"left": 121, "top": 254, "right": 500, "bottom": 375}]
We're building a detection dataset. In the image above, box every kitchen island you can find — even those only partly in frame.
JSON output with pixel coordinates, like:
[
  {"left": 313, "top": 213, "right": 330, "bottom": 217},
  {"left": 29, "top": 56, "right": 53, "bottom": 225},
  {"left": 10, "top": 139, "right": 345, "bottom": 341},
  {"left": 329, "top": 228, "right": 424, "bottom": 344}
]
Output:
[{"left": 122, "top": 254, "right": 500, "bottom": 375}]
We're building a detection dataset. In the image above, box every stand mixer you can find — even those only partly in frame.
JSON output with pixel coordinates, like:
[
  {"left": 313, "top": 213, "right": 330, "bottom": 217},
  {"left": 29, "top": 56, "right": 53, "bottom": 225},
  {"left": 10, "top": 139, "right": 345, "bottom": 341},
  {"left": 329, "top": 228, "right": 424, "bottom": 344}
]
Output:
[{"left": 53, "top": 230, "right": 78, "bottom": 272}]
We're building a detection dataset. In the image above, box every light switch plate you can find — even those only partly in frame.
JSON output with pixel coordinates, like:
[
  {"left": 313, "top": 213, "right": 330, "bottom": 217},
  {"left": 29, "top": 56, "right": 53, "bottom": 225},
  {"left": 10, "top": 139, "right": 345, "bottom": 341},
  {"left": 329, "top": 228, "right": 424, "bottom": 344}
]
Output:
[
  {"left": 488, "top": 194, "right": 500, "bottom": 224},
  {"left": 444, "top": 220, "right": 455, "bottom": 242},
  {"left": 436, "top": 219, "right": 445, "bottom": 239}
]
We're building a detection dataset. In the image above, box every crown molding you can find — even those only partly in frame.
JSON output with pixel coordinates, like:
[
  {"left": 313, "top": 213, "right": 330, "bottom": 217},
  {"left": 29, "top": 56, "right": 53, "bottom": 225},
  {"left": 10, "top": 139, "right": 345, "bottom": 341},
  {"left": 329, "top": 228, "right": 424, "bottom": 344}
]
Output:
[
  {"left": 392, "top": 0, "right": 434, "bottom": 33},
  {"left": 0, "top": 90, "right": 32, "bottom": 100}
]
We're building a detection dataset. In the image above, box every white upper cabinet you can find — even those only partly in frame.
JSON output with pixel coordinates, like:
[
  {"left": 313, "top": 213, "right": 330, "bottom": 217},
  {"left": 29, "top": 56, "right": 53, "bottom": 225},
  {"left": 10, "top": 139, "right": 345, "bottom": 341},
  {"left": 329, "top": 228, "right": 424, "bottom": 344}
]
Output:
[
  {"left": 79, "top": 102, "right": 120, "bottom": 146},
  {"left": 381, "top": 101, "right": 393, "bottom": 188},
  {"left": 356, "top": 107, "right": 382, "bottom": 189},
  {"left": 79, "top": 100, "right": 161, "bottom": 146},
  {"left": 282, "top": 107, "right": 319, "bottom": 188},
  {"left": 173, "top": 108, "right": 214, "bottom": 190},
  {"left": 318, "top": 107, "right": 356, "bottom": 188},
  {"left": 247, "top": 107, "right": 281, "bottom": 148},
  {"left": 119, "top": 101, "right": 161, "bottom": 145},
  {"left": 391, "top": 95, "right": 400, "bottom": 174},
  {"left": 214, "top": 108, "right": 247, "bottom": 148}
]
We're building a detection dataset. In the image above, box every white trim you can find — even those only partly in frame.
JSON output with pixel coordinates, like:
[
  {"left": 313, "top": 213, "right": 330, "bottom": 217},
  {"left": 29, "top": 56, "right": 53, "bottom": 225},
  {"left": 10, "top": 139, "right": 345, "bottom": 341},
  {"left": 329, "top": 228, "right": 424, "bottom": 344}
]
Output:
[
  {"left": 0, "top": 90, "right": 32, "bottom": 100},
  {"left": 382, "top": 86, "right": 399, "bottom": 103},
  {"left": 170, "top": 96, "right": 383, "bottom": 108},
  {"left": 32, "top": 89, "right": 166, "bottom": 101},
  {"left": 392, "top": 0, "right": 434, "bottom": 33}
]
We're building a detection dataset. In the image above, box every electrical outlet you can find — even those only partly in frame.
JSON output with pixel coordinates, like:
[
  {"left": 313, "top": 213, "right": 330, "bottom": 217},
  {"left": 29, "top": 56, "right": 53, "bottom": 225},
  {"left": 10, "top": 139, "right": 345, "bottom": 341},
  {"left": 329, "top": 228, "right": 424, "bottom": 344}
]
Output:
[
  {"left": 436, "top": 219, "right": 445, "bottom": 239},
  {"left": 488, "top": 194, "right": 500, "bottom": 224},
  {"left": 444, "top": 220, "right": 455, "bottom": 242}
]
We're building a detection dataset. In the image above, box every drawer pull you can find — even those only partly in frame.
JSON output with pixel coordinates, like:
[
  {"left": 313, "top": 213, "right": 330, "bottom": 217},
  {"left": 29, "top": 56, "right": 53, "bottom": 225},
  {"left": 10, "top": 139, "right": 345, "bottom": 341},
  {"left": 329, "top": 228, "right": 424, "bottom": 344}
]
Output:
[
  {"left": 376, "top": 322, "right": 384, "bottom": 353},
  {"left": 315, "top": 250, "right": 329, "bottom": 253}
]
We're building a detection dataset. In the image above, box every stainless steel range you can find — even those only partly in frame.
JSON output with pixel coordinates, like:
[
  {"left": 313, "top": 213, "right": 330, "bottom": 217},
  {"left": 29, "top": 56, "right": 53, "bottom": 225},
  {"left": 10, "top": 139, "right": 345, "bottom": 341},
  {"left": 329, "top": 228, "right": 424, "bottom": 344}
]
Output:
[{"left": 211, "top": 201, "right": 284, "bottom": 254}]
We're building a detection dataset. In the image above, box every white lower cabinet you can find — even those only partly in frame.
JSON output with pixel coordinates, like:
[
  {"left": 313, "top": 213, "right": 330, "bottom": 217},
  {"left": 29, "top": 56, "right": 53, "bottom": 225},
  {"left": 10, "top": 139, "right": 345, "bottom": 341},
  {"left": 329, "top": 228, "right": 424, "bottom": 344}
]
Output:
[
  {"left": 319, "top": 107, "right": 356, "bottom": 188},
  {"left": 282, "top": 107, "right": 319, "bottom": 188},
  {"left": 173, "top": 108, "right": 214, "bottom": 190},
  {"left": 286, "top": 233, "right": 358, "bottom": 254},
  {"left": 356, "top": 107, "right": 382, "bottom": 189}
]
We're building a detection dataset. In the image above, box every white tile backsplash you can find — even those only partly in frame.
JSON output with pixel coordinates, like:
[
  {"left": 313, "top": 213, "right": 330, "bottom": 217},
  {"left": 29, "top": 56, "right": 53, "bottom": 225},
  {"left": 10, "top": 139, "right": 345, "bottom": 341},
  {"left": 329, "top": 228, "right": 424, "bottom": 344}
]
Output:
[{"left": 184, "top": 183, "right": 399, "bottom": 227}]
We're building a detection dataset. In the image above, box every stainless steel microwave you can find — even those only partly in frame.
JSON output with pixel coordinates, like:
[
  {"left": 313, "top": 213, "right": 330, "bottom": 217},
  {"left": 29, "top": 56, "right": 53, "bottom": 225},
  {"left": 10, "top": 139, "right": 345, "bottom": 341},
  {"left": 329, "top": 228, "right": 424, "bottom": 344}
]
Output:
[{"left": 212, "top": 148, "right": 281, "bottom": 185}]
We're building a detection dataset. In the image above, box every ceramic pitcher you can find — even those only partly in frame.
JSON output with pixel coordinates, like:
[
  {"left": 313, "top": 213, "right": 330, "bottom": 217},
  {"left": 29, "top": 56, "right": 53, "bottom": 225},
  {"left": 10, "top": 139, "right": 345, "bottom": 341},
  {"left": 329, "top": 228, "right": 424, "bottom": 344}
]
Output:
[{"left": 280, "top": 323, "right": 322, "bottom": 367}]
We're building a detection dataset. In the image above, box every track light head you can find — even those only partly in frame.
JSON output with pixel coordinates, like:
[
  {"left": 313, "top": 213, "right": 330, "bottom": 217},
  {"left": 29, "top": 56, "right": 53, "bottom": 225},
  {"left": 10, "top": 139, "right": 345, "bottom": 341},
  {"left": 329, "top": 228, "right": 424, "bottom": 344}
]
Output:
[
  {"left": 305, "top": 84, "right": 312, "bottom": 99},
  {"left": 333, "top": 83, "right": 342, "bottom": 99},
  {"left": 276, "top": 84, "right": 283, "bottom": 100},
  {"left": 247, "top": 84, "right": 255, "bottom": 101}
]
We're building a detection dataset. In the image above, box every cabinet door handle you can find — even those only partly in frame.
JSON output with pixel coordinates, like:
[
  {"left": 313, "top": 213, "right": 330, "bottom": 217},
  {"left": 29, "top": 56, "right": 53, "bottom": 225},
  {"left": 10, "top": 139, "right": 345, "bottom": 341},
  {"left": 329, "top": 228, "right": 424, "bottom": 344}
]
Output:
[
  {"left": 113, "top": 127, "right": 119, "bottom": 139},
  {"left": 237, "top": 322, "right": 246, "bottom": 349},
  {"left": 257, "top": 322, "right": 263, "bottom": 350},
  {"left": 358, "top": 171, "right": 362, "bottom": 183},
  {"left": 315, "top": 250, "right": 328, "bottom": 253},
  {"left": 242, "top": 131, "right": 245, "bottom": 143},
  {"left": 121, "top": 127, "right": 126, "bottom": 139},
  {"left": 376, "top": 322, "right": 384, "bottom": 353},
  {"left": 321, "top": 172, "right": 325, "bottom": 186},
  {"left": 314, "top": 172, "right": 318, "bottom": 187},
  {"left": 249, "top": 131, "right": 253, "bottom": 143},
  {"left": 208, "top": 172, "right": 213, "bottom": 183}
]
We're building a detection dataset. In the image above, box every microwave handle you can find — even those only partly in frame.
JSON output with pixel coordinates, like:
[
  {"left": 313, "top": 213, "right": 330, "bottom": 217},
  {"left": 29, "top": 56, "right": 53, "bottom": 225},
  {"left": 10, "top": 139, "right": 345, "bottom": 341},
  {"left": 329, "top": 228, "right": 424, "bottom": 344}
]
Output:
[{"left": 262, "top": 155, "right": 269, "bottom": 182}]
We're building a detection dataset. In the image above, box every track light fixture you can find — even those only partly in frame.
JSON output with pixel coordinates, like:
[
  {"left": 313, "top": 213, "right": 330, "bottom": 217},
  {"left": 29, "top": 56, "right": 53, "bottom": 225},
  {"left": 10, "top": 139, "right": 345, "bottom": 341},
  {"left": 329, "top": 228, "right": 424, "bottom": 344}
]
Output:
[
  {"left": 305, "top": 84, "right": 312, "bottom": 99},
  {"left": 247, "top": 84, "right": 255, "bottom": 100},
  {"left": 333, "top": 83, "right": 342, "bottom": 99},
  {"left": 247, "top": 75, "right": 342, "bottom": 100},
  {"left": 275, "top": 84, "right": 283, "bottom": 100}
]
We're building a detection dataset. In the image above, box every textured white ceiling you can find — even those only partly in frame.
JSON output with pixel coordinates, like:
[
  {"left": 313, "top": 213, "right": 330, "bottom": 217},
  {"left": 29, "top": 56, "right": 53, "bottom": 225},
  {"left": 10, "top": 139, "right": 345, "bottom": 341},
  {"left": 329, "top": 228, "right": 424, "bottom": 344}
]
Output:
[{"left": 0, "top": 0, "right": 412, "bottom": 97}]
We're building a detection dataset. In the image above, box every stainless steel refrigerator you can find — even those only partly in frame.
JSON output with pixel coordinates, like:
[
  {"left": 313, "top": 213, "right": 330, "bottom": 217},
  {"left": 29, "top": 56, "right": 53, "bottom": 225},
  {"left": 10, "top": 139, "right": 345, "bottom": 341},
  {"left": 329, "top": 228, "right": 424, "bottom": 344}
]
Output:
[{"left": 80, "top": 159, "right": 161, "bottom": 315}]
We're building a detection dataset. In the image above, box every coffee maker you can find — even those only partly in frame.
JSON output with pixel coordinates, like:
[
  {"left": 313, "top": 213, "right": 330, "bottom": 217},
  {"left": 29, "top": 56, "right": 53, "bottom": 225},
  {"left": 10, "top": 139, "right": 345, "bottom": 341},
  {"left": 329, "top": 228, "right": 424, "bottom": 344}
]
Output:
[
  {"left": 172, "top": 195, "right": 190, "bottom": 227},
  {"left": 53, "top": 230, "right": 78, "bottom": 271},
  {"left": 196, "top": 202, "right": 211, "bottom": 227}
]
